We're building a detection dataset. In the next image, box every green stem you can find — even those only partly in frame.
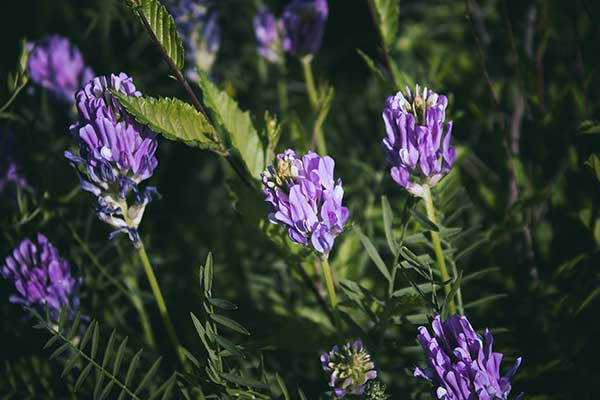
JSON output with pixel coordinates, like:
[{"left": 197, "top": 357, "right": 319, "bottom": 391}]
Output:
[
  {"left": 422, "top": 185, "right": 457, "bottom": 315},
  {"left": 277, "top": 64, "right": 289, "bottom": 113},
  {"left": 301, "top": 57, "right": 318, "bottom": 109},
  {"left": 135, "top": 240, "right": 186, "bottom": 366},
  {"left": 320, "top": 255, "right": 337, "bottom": 309},
  {"left": 301, "top": 57, "right": 327, "bottom": 155}
]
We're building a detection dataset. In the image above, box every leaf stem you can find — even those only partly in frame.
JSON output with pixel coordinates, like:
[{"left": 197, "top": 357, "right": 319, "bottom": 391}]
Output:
[
  {"left": 134, "top": 239, "right": 186, "bottom": 366},
  {"left": 320, "top": 255, "right": 337, "bottom": 309},
  {"left": 422, "top": 185, "right": 456, "bottom": 315}
]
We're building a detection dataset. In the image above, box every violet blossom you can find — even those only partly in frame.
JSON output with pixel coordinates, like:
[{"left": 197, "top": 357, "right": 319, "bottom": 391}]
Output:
[
  {"left": 382, "top": 85, "right": 456, "bottom": 197},
  {"left": 65, "top": 73, "right": 159, "bottom": 242},
  {"left": 281, "top": 0, "right": 328, "bottom": 58},
  {"left": 167, "top": 0, "right": 221, "bottom": 79},
  {"left": 254, "top": 5, "right": 283, "bottom": 63},
  {"left": 1, "top": 233, "right": 81, "bottom": 319},
  {"left": 414, "top": 314, "right": 522, "bottom": 400},
  {"left": 261, "top": 149, "right": 348, "bottom": 254},
  {"left": 27, "top": 35, "right": 94, "bottom": 103}
]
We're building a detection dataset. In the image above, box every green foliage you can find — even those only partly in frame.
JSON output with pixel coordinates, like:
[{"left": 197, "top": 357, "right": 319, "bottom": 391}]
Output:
[
  {"left": 196, "top": 70, "right": 266, "bottom": 178},
  {"left": 112, "top": 93, "right": 225, "bottom": 154},
  {"left": 133, "top": 0, "right": 185, "bottom": 70},
  {"left": 31, "top": 308, "right": 176, "bottom": 400},
  {"left": 371, "top": 0, "right": 399, "bottom": 49}
]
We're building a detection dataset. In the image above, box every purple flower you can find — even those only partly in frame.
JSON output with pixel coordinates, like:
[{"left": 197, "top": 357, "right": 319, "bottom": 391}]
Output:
[
  {"left": 1, "top": 233, "right": 81, "bottom": 319},
  {"left": 254, "top": 5, "right": 283, "bottom": 63},
  {"left": 65, "top": 73, "right": 159, "bottom": 242},
  {"left": 0, "top": 131, "right": 27, "bottom": 196},
  {"left": 261, "top": 149, "right": 348, "bottom": 254},
  {"left": 167, "top": 0, "right": 221, "bottom": 79},
  {"left": 27, "top": 35, "right": 94, "bottom": 103},
  {"left": 321, "top": 340, "right": 378, "bottom": 398},
  {"left": 281, "top": 0, "right": 328, "bottom": 58},
  {"left": 414, "top": 314, "right": 522, "bottom": 400},
  {"left": 382, "top": 85, "right": 456, "bottom": 197}
]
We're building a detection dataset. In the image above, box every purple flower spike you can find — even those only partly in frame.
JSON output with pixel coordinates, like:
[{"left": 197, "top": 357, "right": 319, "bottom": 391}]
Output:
[
  {"left": 27, "top": 35, "right": 94, "bottom": 103},
  {"left": 321, "top": 340, "right": 378, "bottom": 398},
  {"left": 382, "top": 85, "right": 456, "bottom": 197},
  {"left": 254, "top": 5, "right": 283, "bottom": 63},
  {"left": 1, "top": 233, "right": 81, "bottom": 319},
  {"left": 282, "top": 0, "right": 328, "bottom": 58},
  {"left": 166, "top": 0, "right": 221, "bottom": 79},
  {"left": 65, "top": 73, "right": 159, "bottom": 242},
  {"left": 415, "top": 314, "right": 522, "bottom": 400},
  {"left": 261, "top": 149, "right": 348, "bottom": 254}
]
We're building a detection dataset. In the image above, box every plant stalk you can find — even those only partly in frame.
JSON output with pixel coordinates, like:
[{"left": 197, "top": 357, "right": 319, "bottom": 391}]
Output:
[
  {"left": 135, "top": 240, "right": 186, "bottom": 366},
  {"left": 422, "top": 185, "right": 457, "bottom": 315},
  {"left": 301, "top": 57, "right": 327, "bottom": 155}
]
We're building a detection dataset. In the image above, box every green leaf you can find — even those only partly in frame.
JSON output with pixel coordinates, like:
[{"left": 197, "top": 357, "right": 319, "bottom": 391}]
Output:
[
  {"left": 276, "top": 373, "right": 290, "bottom": 400},
  {"left": 203, "top": 252, "right": 213, "bottom": 295},
  {"left": 356, "top": 49, "right": 386, "bottom": 83},
  {"left": 112, "top": 93, "right": 222, "bottom": 152},
  {"left": 373, "top": 0, "right": 399, "bottom": 48},
  {"left": 210, "top": 314, "right": 250, "bottom": 336},
  {"left": 464, "top": 293, "right": 507, "bottom": 310},
  {"left": 410, "top": 209, "right": 439, "bottom": 232},
  {"left": 207, "top": 297, "right": 238, "bottom": 311},
  {"left": 197, "top": 69, "right": 266, "bottom": 177},
  {"left": 75, "top": 364, "right": 94, "bottom": 392},
  {"left": 358, "top": 232, "right": 392, "bottom": 282},
  {"left": 579, "top": 120, "right": 600, "bottom": 135},
  {"left": 219, "top": 372, "right": 269, "bottom": 389},
  {"left": 138, "top": 0, "right": 185, "bottom": 70},
  {"left": 134, "top": 357, "right": 162, "bottom": 394},
  {"left": 381, "top": 195, "right": 398, "bottom": 255},
  {"left": 585, "top": 154, "right": 600, "bottom": 182}
]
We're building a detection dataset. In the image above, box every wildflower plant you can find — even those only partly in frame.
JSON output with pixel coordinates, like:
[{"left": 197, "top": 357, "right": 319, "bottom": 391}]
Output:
[{"left": 4, "top": 0, "right": 596, "bottom": 399}]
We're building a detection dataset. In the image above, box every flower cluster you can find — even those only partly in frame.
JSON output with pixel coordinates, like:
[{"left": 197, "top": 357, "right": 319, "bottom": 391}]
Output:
[
  {"left": 27, "top": 34, "right": 94, "bottom": 103},
  {"left": 261, "top": 149, "right": 348, "bottom": 254},
  {"left": 1, "top": 234, "right": 80, "bottom": 319},
  {"left": 321, "top": 340, "right": 378, "bottom": 397},
  {"left": 167, "top": 0, "right": 221, "bottom": 79},
  {"left": 0, "top": 131, "right": 27, "bottom": 196},
  {"left": 254, "top": 0, "right": 328, "bottom": 62},
  {"left": 415, "top": 314, "right": 522, "bottom": 400},
  {"left": 65, "top": 73, "right": 159, "bottom": 242},
  {"left": 382, "top": 85, "right": 456, "bottom": 197}
]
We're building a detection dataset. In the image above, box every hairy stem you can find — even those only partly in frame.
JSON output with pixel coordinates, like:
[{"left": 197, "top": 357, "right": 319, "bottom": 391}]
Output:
[
  {"left": 135, "top": 240, "right": 186, "bottom": 366},
  {"left": 422, "top": 185, "right": 457, "bottom": 315}
]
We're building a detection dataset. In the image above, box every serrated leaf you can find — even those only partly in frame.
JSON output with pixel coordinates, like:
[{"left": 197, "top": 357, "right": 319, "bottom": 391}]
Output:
[
  {"left": 197, "top": 69, "right": 265, "bottom": 177},
  {"left": 358, "top": 232, "right": 392, "bottom": 282},
  {"left": 112, "top": 93, "right": 222, "bottom": 152},
  {"left": 373, "top": 0, "right": 399, "bottom": 48},
  {"left": 138, "top": 0, "right": 185, "bottom": 70},
  {"left": 210, "top": 314, "right": 250, "bottom": 336}
]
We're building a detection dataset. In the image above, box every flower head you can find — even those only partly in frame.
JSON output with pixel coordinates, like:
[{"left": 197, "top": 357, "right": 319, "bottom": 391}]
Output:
[
  {"left": 415, "top": 314, "right": 522, "bottom": 400},
  {"left": 321, "top": 340, "right": 378, "bottom": 398},
  {"left": 382, "top": 85, "right": 456, "bottom": 197},
  {"left": 254, "top": 5, "right": 283, "bottom": 63},
  {"left": 167, "top": 0, "right": 221, "bottom": 79},
  {"left": 27, "top": 35, "right": 94, "bottom": 103},
  {"left": 0, "top": 131, "right": 27, "bottom": 196},
  {"left": 65, "top": 73, "right": 159, "bottom": 242},
  {"left": 1, "top": 233, "right": 81, "bottom": 319},
  {"left": 261, "top": 149, "right": 348, "bottom": 254},
  {"left": 281, "top": 0, "right": 328, "bottom": 58}
]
